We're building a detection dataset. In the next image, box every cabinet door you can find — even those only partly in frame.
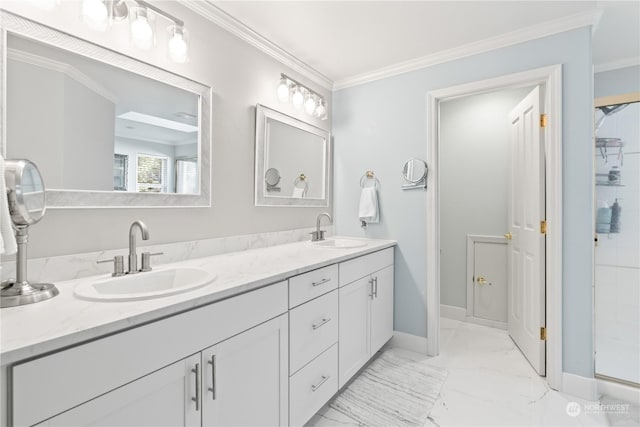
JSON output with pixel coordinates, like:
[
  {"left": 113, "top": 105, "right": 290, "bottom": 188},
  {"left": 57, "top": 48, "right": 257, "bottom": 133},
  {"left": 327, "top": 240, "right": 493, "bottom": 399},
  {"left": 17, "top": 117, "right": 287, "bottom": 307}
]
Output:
[
  {"left": 338, "top": 276, "right": 372, "bottom": 388},
  {"left": 370, "top": 265, "right": 394, "bottom": 353},
  {"left": 202, "top": 314, "right": 288, "bottom": 427},
  {"left": 37, "top": 354, "right": 201, "bottom": 427}
]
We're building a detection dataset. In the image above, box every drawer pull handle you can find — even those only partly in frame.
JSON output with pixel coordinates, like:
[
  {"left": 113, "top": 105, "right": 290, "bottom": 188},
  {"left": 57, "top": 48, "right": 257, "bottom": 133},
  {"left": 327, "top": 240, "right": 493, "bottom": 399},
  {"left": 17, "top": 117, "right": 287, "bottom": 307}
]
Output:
[
  {"left": 311, "top": 375, "right": 330, "bottom": 392},
  {"left": 368, "top": 278, "right": 374, "bottom": 299},
  {"left": 312, "top": 317, "right": 331, "bottom": 330},
  {"left": 373, "top": 276, "right": 378, "bottom": 298},
  {"left": 311, "top": 278, "right": 331, "bottom": 287},
  {"left": 208, "top": 355, "right": 216, "bottom": 400},
  {"left": 191, "top": 363, "right": 200, "bottom": 411}
]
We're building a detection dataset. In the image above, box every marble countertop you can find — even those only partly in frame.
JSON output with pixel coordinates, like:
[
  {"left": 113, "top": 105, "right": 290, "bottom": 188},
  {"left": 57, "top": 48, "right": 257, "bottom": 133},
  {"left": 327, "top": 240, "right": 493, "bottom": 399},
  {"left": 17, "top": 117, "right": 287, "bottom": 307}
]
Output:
[{"left": 0, "top": 237, "right": 395, "bottom": 365}]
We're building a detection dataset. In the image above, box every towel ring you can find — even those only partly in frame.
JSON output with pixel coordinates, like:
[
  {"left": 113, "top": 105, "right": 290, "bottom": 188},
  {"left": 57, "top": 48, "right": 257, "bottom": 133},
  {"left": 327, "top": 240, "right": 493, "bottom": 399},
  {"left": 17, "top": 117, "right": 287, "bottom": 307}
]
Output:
[
  {"left": 294, "top": 173, "right": 309, "bottom": 196},
  {"left": 360, "top": 170, "right": 379, "bottom": 188}
]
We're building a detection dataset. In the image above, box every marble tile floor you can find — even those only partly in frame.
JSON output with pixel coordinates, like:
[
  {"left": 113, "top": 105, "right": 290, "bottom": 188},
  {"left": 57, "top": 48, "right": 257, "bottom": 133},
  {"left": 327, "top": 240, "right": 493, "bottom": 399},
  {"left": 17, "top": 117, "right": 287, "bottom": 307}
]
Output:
[{"left": 308, "top": 318, "right": 614, "bottom": 427}]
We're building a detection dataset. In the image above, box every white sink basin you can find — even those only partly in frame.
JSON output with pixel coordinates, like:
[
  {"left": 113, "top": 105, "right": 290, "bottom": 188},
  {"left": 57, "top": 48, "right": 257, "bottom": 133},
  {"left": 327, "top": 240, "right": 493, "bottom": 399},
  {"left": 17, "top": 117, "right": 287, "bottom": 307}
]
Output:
[
  {"left": 74, "top": 267, "right": 216, "bottom": 302},
  {"left": 312, "top": 238, "right": 367, "bottom": 249}
]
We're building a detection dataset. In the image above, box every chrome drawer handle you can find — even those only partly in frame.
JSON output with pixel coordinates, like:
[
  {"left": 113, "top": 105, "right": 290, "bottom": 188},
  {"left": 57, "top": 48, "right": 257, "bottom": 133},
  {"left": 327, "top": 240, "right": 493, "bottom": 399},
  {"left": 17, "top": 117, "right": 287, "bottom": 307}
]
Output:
[
  {"left": 312, "top": 317, "right": 331, "bottom": 330},
  {"left": 191, "top": 363, "right": 200, "bottom": 411},
  {"left": 207, "top": 355, "right": 216, "bottom": 400},
  {"left": 311, "top": 278, "right": 331, "bottom": 287},
  {"left": 311, "top": 375, "right": 330, "bottom": 392}
]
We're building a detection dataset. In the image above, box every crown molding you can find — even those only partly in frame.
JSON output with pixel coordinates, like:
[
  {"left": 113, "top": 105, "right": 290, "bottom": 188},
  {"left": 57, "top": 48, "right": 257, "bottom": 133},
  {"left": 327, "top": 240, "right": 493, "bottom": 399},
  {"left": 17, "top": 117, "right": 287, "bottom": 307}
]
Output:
[
  {"left": 8, "top": 48, "right": 118, "bottom": 103},
  {"left": 594, "top": 56, "right": 640, "bottom": 73},
  {"left": 178, "top": 0, "right": 333, "bottom": 91},
  {"left": 334, "top": 9, "right": 603, "bottom": 90}
]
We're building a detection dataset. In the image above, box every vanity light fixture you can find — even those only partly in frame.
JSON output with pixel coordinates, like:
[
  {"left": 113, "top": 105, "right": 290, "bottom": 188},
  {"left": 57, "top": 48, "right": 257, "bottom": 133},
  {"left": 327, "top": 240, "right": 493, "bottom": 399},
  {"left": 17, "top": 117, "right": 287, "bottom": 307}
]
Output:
[
  {"left": 277, "top": 74, "right": 328, "bottom": 120},
  {"left": 76, "top": 0, "right": 189, "bottom": 62}
]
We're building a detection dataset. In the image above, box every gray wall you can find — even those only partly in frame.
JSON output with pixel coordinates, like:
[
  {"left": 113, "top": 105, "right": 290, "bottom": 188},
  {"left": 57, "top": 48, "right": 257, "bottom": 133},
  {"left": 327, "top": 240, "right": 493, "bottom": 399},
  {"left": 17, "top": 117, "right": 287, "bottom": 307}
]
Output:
[
  {"left": 62, "top": 76, "right": 114, "bottom": 191},
  {"left": 1, "top": 1, "right": 332, "bottom": 259},
  {"left": 7, "top": 59, "right": 65, "bottom": 188},
  {"left": 267, "top": 120, "right": 325, "bottom": 198},
  {"left": 439, "top": 87, "right": 532, "bottom": 309},
  {"left": 594, "top": 65, "right": 640, "bottom": 98},
  {"left": 333, "top": 27, "right": 594, "bottom": 377}
]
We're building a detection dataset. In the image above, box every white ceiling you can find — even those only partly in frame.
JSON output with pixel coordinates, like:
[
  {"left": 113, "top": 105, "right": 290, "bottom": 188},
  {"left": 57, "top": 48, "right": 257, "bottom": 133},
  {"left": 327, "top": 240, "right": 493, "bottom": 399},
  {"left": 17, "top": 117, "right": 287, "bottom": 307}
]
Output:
[{"left": 213, "top": 1, "right": 640, "bottom": 84}]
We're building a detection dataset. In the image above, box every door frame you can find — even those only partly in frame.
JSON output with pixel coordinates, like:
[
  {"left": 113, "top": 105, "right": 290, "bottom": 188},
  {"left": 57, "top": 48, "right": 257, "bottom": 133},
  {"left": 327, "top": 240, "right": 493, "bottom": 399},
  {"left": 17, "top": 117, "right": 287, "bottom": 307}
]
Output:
[{"left": 425, "top": 65, "right": 563, "bottom": 391}]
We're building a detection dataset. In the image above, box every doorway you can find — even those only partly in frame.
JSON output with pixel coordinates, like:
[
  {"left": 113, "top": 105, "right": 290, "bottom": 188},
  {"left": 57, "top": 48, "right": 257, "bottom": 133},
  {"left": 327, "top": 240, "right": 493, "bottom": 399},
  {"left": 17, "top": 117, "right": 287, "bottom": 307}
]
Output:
[{"left": 425, "top": 65, "right": 563, "bottom": 390}]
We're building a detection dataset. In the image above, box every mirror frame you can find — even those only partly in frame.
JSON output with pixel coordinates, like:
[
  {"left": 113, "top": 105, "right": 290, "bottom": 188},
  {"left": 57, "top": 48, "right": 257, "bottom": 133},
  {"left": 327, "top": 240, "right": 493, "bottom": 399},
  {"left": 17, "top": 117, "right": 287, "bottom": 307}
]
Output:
[
  {"left": 254, "top": 104, "right": 331, "bottom": 207},
  {"left": 0, "top": 11, "right": 212, "bottom": 208}
]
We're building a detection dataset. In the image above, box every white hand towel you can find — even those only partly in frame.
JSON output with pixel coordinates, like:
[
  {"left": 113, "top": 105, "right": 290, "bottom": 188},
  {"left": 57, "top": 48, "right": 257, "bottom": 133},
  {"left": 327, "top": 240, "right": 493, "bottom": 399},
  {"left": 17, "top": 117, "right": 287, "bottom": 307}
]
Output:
[
  {"left": 292, "top": 187, "right": 305, "bottom": 198},
  {"left": 0, "top": 155, "right": 17, "bottom": 255},
  {"left": 359, "top": 187, "right": 379, "bottom": 224}
]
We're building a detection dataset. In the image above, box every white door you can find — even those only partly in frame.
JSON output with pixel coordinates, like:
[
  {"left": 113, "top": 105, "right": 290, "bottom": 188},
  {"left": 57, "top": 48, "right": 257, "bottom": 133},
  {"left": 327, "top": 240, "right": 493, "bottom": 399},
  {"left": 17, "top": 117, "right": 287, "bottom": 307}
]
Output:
[
  {"left": 507, "top": 86, "right": 546, "bottom": 375},
  {"left": 338, "top": 276, "right": 372, "bottom": 388},
  {"left": 370, "top": 266, "right": 394, "bottom": 352},
  {"left": 202, "top": 314, "right": 288, "bottom": 427},
  {"left": 38, "top": 354, "right": 201, "bottom": 427},
  {"left": 473, "top": 241, "right": 508, "bottom": 323}
]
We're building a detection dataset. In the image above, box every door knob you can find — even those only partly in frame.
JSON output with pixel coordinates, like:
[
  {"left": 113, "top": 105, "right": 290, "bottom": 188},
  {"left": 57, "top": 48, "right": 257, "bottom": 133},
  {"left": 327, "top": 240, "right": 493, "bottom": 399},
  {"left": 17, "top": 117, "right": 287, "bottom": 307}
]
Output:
[
  {"left": 476, "top": 276, "right": 491, "bottom": 285},
  {"left": 504, "top": 232, "right": 512, "bottom": 240}
]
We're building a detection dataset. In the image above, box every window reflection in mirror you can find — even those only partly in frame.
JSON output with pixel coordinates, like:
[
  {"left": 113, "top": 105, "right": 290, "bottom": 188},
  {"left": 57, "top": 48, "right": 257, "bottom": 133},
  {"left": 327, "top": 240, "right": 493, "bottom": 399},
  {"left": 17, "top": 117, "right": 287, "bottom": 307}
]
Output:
[{"left": 6, "top": 33, "right": 200, "bottom": 195}]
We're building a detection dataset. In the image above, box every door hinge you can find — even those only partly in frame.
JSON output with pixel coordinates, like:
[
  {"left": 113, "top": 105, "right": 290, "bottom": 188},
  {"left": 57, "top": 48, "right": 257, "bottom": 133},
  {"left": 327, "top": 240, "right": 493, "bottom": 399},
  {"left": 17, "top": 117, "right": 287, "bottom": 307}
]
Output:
[
  {"left": 540, "top": 114, "right": 548, "bottom": 128},
  {"left": 540, "top": 220, "right": 547, "bottom": 235},
  {"left": 540, "top": 327, "right": 547, "bottom": 341}
]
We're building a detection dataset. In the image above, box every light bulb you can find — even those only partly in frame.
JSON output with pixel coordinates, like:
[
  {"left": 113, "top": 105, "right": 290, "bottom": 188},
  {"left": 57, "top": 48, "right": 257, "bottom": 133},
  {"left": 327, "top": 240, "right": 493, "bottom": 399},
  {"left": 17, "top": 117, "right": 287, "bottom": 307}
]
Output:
[
  {"left": 131, "top": 12, "right": 153, "bottom": 49},
  {"left": 28, "top": 0, "right": 58, "bottom": 10},
  {"left": 168, "top": 27, "right": 188, "bottom": 63},
  {"left": 277, "top": 78, "right": 290, "bottom": 102},
  {"left": 315, "top": 101, "right": 326, "bottom": 118},
  {"left": 292, "top": 86, "right": 304, "bottom": 108},
  {"left": 82, "top": 0, "right": 108, "bottom": 31},
  {"left": 304, "top": 95, "right": 317, "bottom": 115}
]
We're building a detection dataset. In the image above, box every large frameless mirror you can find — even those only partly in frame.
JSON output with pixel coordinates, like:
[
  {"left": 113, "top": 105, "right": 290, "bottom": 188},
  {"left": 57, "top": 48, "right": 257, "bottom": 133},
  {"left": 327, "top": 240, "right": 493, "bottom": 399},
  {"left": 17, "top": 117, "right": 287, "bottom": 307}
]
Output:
[
  {"left": 0, "top": 12, "right": 211, "bottom": 208},
  {"left": 254, "top": 104, "right": 331, "bottom": 207}
]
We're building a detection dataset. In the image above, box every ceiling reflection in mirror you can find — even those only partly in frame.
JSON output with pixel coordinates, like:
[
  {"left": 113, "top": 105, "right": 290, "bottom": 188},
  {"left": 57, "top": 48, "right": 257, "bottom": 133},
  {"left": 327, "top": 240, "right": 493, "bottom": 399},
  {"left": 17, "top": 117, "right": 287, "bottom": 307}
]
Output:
[{"left": 6, "top": 34, "right": 200, "bottom": 195}]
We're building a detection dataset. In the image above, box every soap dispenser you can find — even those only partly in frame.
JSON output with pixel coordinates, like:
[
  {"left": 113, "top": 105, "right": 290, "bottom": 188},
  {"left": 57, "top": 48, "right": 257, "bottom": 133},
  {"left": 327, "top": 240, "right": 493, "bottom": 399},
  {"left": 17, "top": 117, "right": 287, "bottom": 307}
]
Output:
[{"left": 610, "top": 199, "right": 622, "bottom": 233}]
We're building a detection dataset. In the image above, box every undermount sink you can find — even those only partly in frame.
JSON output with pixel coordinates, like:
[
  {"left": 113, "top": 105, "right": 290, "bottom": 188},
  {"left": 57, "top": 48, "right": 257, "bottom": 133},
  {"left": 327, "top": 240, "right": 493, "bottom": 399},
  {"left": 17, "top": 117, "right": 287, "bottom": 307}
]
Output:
[
  {"left": 74, "top": 267, "right": 216, "bottom": 302},
  {"left": 312, "top": 238, "right": 367, "bottom": 249}
]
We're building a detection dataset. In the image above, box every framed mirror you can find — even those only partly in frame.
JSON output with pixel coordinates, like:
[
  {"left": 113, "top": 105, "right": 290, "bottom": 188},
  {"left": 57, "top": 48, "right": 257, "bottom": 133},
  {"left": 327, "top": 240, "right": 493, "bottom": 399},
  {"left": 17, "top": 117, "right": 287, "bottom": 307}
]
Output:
[
  {"left": 0, "top": 12, "right": 211, "bottom": 208},
  {"left": 255, "top": 104, "right": 330, "bottom": 207}
]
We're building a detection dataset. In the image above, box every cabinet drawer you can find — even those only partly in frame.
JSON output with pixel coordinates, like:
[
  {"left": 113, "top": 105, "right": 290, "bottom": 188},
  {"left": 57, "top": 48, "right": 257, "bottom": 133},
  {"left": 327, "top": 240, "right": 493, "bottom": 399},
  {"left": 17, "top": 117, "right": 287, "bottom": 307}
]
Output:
[
  {"left": 289, "top": 264, "right": 338, "bottom": 308},
  {"left": 289, "top": 290, "right": 338, "bottom": 374},
  {"left": 339, "top": 247, "right": 394, "bottom": 287},
  {"left": 290, "top": 344, "right": 338, "bottom": 427}
]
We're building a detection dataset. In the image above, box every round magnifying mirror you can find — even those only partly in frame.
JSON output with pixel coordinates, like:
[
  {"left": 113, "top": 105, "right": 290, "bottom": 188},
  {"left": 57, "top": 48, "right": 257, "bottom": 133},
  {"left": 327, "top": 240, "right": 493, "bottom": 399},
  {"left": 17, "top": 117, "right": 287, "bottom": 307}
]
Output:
[
  {"left": 265, "top": 167, "right": 281, "bottom": 186},
  {"left": 402, "top": 158, "right": 428, "bottom": 184},
  {"left": 4, "top": 159, "right": 47, "bottom": 226}
]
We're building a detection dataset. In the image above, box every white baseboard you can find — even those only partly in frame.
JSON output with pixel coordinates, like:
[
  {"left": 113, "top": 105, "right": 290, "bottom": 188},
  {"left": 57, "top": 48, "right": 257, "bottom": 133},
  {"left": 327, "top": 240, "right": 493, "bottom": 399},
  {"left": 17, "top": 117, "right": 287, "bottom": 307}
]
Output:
[
  {"left": 440, "top": 304, "right": 466, "bottom": 321},
  {"left": 389, "top": 331, "right": 428, "bottom": 354},
  {"left": 597, "top": 377, "right": 640, "bottom": 403},
  {"left": 563, "top": 372, "right": 599, "bottom": 401}
]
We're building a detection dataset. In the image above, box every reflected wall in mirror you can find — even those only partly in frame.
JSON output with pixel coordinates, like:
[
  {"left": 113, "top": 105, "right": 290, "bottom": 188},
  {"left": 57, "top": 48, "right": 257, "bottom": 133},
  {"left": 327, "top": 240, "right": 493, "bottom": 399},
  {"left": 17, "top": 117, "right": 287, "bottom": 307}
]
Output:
[
  {"left": 0, "top": 12, "right": 211, "bottom": 208},
  {"left": 255, "top": 104, "right": 331, "bottom": 207}
]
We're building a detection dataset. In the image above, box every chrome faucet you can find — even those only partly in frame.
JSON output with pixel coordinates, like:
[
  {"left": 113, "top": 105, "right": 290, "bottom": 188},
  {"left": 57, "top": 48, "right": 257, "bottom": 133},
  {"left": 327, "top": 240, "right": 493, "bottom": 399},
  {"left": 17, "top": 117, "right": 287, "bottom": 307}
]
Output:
[
  {"left": 311, "top": 212, "right": 332, "bottom": 242},
  {"left": 128, "top": 220, "right": 149, "bottom": 274}
]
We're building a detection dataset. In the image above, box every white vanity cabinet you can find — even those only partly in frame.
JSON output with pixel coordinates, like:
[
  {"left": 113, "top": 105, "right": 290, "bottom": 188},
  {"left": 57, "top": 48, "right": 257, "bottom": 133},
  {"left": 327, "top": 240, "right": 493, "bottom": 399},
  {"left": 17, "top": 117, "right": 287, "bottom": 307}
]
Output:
[
  {"left": 338, "top": 248, "right": 394, "bottom": 388},
  {"left": 11, "top": 282, "right": 288, "bottom": 427},
  {"left": 6, "top": 244, "right": 396, "bottom": 427}
]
